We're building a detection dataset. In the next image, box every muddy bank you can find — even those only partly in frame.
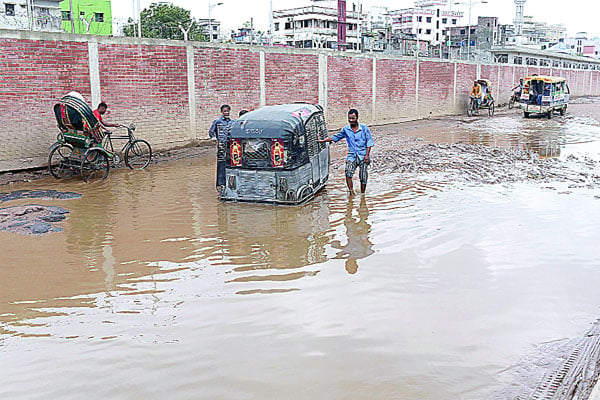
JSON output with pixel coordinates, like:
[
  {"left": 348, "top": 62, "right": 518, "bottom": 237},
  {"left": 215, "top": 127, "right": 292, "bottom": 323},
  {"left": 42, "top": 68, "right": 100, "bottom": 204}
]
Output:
[
  {"left": 0, "top": 204, "right": 69, "bottom": 235},
  {"left": 493, "top": 319, "right": 600, "bottom": 400},
  {"left": 368, "top": 143, "right": 600, "bottom": 188}
]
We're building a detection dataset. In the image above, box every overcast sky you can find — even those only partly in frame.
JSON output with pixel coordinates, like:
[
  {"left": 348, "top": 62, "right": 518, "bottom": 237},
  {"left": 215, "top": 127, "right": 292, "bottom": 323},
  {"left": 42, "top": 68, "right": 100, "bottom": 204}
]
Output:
[{"left": 112, "top": 0, "right": 598, "bottom": 38}]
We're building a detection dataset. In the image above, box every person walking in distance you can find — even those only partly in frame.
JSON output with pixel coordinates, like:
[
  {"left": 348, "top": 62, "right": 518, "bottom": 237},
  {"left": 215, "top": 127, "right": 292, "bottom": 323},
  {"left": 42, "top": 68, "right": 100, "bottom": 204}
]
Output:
[{"left": 318, "top": 109, "right": 374, "bottom": 194}]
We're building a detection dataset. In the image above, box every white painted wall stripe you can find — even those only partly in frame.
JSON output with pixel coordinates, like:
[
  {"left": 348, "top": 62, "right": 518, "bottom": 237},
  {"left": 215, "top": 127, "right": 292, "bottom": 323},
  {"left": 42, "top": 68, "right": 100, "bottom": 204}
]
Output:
[
  {"left": 186, "top": 45, "right": 196, "bottom": 139},
  {"left": 87, "top": 41, "right": 101, "bottom": 108}
]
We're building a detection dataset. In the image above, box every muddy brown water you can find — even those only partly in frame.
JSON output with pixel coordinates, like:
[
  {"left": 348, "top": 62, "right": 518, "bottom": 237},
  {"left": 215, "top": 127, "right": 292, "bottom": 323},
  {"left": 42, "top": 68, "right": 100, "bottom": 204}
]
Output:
[{"left": 1, "top": 100, "right": 600, "bottom": 399}]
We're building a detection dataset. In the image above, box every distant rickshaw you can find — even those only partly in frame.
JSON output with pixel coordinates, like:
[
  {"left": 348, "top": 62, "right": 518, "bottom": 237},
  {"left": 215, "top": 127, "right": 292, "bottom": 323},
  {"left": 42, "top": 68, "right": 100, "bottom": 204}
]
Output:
[
  {"left": 519, "top": 75, "right": 570, "bottom": 118},
  {"left": 468, "top": 78, "right": 495, "bottom": 117},
  {"left": 220, "top": 103, "right": 330, "bottom": 205}
]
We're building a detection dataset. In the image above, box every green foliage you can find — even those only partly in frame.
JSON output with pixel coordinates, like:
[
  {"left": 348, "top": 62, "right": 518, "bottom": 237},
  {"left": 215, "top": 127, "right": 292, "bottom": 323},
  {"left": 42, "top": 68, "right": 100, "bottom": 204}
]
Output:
[{"left": 123, "top": 3, "right": 207, "bottom": 41}]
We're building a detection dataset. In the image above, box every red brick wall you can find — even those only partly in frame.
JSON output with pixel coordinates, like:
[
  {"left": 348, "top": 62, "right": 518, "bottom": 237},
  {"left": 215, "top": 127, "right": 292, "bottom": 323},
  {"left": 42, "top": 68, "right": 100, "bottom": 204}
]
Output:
[
  {"left": 194, "top": 47, "right": 261, "bottom": 137},
  {"left": 1, "top": 33, "right": 600, "bottom": 171},
  {"left": 327, "top": 56, "right": 373, "bottom": 127},
  {"left": 418, "top": 61, "right": 455, "bottom": 117},
  {"left": 375, "top": 58, "right": 417, "bottom": 123},
  {"left": 456, "top": 63, "right": 478, "bottom": 110},
  {"left": 265, "top": 53, "right": 319, "bottom": 106},
  {"left": 98, "top": 43, "right": 189, "bottom": 148},
  {"left": 0, "top": 38, "right": 91, "bottom": 170}
]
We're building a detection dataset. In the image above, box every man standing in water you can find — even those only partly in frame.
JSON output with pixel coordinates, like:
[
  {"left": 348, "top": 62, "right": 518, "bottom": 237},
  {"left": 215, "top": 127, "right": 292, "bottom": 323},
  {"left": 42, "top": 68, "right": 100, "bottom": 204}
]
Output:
[
  {"left": 318, "top": 109, "right": 374, "bottom": 194},
  {"left": 209, "top": 104, "right": 234, "bottom": 193}
]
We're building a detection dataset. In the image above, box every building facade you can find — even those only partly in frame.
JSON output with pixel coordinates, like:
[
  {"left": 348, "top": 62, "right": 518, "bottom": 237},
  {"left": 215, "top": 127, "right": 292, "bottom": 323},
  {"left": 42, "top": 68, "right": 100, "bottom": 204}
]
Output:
[
  {"left": 389, "top": 0, "right": 463, "bottom": 46},
  {"left": 272, "top": 1, "right": 362, "bottom": 50},
  {"left": 1, "top": 0, "right": 61, "bottom": 31},
  {"left": 196, "top": 18, "right": 221, "bottom": 42},
  {"left": 59, "top": 0, "right": 112, "bottom": 35}
]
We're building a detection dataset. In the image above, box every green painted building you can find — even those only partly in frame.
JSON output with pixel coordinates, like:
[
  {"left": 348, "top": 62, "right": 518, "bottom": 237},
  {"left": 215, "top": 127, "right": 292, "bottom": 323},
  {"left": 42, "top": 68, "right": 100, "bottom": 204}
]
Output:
[{"left": 60, "top": 0, "right": 112, "bottom": 35}]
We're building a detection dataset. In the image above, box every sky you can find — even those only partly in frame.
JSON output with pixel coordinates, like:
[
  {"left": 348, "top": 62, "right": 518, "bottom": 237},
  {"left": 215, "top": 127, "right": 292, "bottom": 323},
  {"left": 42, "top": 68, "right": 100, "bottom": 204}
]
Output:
[{"left": 111, "top": 0, "right": 598, "bottom": 38}]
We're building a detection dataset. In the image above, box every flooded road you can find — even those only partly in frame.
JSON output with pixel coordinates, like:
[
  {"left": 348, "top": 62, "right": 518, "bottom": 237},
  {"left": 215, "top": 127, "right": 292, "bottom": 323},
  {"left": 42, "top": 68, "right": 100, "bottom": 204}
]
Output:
[{"left": 1, "top": 100, "right": 600, "bottom": 399}]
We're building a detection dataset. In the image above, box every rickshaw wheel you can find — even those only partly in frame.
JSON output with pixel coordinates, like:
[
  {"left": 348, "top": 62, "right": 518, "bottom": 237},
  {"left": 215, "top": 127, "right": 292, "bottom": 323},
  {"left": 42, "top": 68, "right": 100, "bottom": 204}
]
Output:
[
  {"left": 124, "top": 139, "right": 152, "bottom": 169},
  {"left": 467, "top": 100, "right": 474, "bottom": 117},
  {"left": 80, "top": 149, "right": 109, "bottom": 182},
  {"left": 508, "top": 97, "right": 515, "bottom": 109},
  {"left": 48, "top": 144, "right": 74, "bottom": 179},
  {"left": 488, "top": 102, "right": 495, "bottom": 116}
]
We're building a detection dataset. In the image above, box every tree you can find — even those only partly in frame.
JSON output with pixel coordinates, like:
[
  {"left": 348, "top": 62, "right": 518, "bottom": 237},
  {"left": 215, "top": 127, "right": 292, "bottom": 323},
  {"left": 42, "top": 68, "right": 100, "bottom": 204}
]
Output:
[{"left": 123, "top": 3, "right": 206, "bottom": 41}]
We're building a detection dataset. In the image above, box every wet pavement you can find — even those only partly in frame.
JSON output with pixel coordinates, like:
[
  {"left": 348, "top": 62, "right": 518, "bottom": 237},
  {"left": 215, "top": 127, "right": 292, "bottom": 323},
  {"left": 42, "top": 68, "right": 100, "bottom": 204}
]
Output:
[{"left": 1, "top": 100, "right": 600, "bottom": 399}]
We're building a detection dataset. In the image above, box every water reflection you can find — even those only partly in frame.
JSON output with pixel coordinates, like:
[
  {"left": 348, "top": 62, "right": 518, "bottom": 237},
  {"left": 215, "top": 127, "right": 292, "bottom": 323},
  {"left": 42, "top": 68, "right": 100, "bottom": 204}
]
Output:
[
  {"left": 211, "top": 194, "right": 332, "bottom": 293},
  {"left": 331, "top": 195, "right": 374, "bottom": 274}
]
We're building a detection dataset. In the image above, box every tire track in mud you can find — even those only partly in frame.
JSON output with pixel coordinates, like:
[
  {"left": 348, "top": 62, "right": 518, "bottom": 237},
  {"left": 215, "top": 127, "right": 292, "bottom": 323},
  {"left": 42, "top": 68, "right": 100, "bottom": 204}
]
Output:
[{"left": 492, "top": 320, "right": 600, "bottom": 400}]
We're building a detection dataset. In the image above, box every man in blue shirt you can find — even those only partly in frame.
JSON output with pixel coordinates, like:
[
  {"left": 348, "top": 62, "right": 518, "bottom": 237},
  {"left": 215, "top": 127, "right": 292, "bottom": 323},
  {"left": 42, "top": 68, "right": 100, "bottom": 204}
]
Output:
[
  {"left": 209, "top": 104, "right": 235, "bottom": 192},
  {"left": 318, "top": 109, "right": 374, "bottom": 194}
]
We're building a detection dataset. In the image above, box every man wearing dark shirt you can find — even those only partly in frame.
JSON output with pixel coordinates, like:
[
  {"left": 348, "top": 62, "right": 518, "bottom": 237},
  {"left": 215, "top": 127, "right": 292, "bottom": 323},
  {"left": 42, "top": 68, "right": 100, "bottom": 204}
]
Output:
[{"left": 209, "top": 104, "right": 235, "bottom": 193}]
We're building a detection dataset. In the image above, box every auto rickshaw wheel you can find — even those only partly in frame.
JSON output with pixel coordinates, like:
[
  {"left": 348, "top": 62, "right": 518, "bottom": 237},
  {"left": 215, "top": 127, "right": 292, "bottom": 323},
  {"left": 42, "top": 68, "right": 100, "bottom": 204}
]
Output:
[
  {"left": 124, "top": 139, "right": 152, "bottom": 169},
  {"left": 80, "top": 149, "right": 110, "bottom": 182},
  {"left": 48, "top": 144, "right": 74, "bottom": 179},
  {"left": 524, "top": 112, "right": 530, "bottom": 118},
  {"left": 547, "top": 110, "right": 553, "bottom": 119},
  {"left": 488, "top": 102, "right": 495, "bottom": 116},
  {"left": 560, "top": 106, "right": 566, "bottom": 116}
]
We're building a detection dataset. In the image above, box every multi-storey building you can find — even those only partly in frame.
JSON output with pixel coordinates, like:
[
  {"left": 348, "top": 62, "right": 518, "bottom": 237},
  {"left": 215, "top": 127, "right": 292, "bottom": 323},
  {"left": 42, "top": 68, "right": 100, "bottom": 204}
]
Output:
[
  {"left": 196, "top": 18, "right": 221, "bottom": 42},
  {"left": 59, "top": 0, "right": 112, "bottom": 35},
  {"left": 272, "top": 0, "right": 362, "bottom": 50},
  {"left": 389, "top": 0, "right": 463, "bottom": 46},
  {"left": 448, "top": 17, "right": 505, "bottom": 50},
  {"left": 1, "top": 0, "right": 62, "bottom": 31},
  {"left": 548, "top": 33, "right": 600, "bottom": 59}
]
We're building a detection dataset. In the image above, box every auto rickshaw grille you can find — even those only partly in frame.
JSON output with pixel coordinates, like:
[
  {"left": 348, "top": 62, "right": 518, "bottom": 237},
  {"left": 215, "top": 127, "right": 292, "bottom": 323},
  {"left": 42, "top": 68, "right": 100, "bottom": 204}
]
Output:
[{"left": 243, "top": 139, "right": 271, "bottom": 160}]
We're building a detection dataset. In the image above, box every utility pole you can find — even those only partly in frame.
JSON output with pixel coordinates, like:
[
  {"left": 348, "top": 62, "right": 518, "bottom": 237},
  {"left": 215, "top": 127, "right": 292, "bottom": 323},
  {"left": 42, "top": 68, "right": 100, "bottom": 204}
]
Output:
[
  {"left": 137, "top": 0, "right": 142, "bottom": 38},
  {"left": 68, "top": 0, "right": 74, "bottom": 33},
  {"left": 269, "top": 0, "right": 274, "bottom": 45}
]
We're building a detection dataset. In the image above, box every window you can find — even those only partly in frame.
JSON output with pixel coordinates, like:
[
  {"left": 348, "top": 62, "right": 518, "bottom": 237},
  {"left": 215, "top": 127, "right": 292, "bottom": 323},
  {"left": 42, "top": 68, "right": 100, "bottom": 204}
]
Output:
[
  {"left": 5, "top": 3, "right": 15, "bottom": 16},
  {"left": 94, "top": 12, "right": 103, "bottom": 22},
  {"left": 452, "top": 19, "right": 457, "bottom": 25},
  {"left": 514, "top": 56, "right": 522, "bottom": 64},
  {"left": 418, "top": 28, "right": 422, "bottom": 34},
  {"left": 274, "top": 22, "right": 279, "bottom": 31},
  {"left": 426, "top": 17, "right": 432, "bottom": 23},
  {"left": 284, "top": 22, "right": 290, "bottom": 29},
  {"left": 426, "top": 29, "right": 431, "bottom": 34},
  {"left": 212, "top": 25, "right": 217, "bottom": 30},
  {"left": 61, "top": 10, "right": 71, "bottom": 21},
  {"left": 442, "top": 18, "right": 447, "bottom": 23},
  {"left": 417, "top": 16, "right": 422, "bottom": 22},
  {"left": 470, "top": 28, "right": 476, "bottom": 34},
  {"left": 460, "top": 29, "right": 465, "bottom": 34}
]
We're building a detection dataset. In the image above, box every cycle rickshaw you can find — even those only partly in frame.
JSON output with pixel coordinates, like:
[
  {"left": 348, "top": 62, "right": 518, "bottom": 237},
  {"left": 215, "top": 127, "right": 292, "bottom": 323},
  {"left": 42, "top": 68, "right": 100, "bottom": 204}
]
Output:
[
  {"left": 467, "top": 79, "right": 495, "bottom": 117},
  {"left": 48, "top": 93, "right": 152, "bottom": 182}
]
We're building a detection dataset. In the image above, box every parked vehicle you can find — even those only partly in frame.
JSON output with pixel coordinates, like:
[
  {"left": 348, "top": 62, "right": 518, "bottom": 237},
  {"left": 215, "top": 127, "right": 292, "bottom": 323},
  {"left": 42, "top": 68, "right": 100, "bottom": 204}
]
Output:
[
  {"left": 220, "top": 103, "right": 330, "bottom": 204},
  {"left": 49, "top": 93, "right": 151, "bottom": 182},
  {"left": 519, "top": 75, "right": 569, "bottom": 118},
  {"left": 467, "top": 79, "right": 495, "bottom": 117}
]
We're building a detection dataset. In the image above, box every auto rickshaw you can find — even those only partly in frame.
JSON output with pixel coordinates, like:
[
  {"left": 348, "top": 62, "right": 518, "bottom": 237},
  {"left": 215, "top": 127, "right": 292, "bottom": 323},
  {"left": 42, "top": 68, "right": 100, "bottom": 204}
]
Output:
[
  {"left": 519, "top": 75, "right": 569, "bottom": 118},
  {"left": 220, "top": 103, "right": 330, "bottom": 204},
  {"left": 468, "top": 79, "right": 495, "bottom": 117}
]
